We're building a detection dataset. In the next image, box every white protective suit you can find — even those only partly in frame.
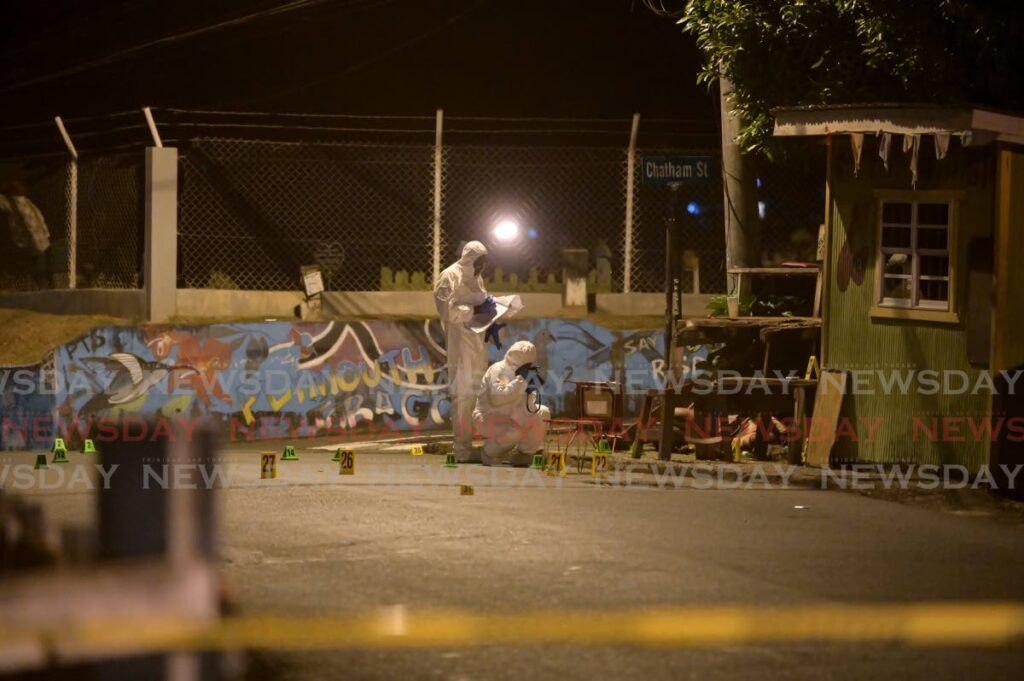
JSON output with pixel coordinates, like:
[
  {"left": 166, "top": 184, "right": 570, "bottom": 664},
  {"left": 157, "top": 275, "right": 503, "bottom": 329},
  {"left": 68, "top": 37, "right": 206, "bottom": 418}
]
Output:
[
  {"left": 474, "top": 340, "right": 551, "bottom": 466},
  {"left": 434, "top": 241, "right": 490, "bottom": 461}
]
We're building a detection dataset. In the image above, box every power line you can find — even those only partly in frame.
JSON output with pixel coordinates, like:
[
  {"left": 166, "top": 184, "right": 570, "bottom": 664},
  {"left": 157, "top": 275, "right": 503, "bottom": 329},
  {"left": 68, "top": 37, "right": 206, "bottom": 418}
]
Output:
[
  {"left": 0, "top": 0, "right": 369, "bottom": 94},
  {"left": 161, "top": 107, "right": 434, "bottom": 121},
  {"left": 228, "top": 0, "right": 487, "bottom": 106}
]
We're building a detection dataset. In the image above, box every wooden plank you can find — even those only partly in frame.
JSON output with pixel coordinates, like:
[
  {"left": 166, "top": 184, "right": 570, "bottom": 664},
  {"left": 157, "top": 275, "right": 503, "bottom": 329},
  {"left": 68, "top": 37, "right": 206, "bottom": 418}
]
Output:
[
  {"left": 805, "top": 369, "right": 848, "bottom": 467},
  {"left": 788, "top": 385, "right": 807, "bottom": 465},
  {"left": 680, "top": 316, "right": 821, "bottom": 327},
  {"left": 966, "top": 236, "right": 993, "bottom": 366},
  {"left": 727, "top": 267, "right": 819, "bottom": 275}
]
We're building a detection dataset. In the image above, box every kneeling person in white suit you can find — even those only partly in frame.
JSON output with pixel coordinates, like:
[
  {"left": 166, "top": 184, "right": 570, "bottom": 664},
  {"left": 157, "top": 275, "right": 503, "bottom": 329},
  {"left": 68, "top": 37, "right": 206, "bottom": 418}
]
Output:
[{"left": 474, "top": 340, "right": 551, "bottom": 466}]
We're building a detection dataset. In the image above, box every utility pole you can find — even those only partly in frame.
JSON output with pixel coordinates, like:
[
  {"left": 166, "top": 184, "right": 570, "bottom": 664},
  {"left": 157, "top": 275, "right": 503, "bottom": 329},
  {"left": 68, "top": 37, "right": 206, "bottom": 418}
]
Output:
[{"left": 719, "top": 76, "right": 760, "bottom": 291}]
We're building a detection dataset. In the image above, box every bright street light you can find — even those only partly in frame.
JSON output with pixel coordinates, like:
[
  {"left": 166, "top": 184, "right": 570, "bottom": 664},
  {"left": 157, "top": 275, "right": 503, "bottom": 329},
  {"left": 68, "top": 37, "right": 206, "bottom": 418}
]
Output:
[{"left": 492, "top": 219, "right": 520, "bottom": 243}]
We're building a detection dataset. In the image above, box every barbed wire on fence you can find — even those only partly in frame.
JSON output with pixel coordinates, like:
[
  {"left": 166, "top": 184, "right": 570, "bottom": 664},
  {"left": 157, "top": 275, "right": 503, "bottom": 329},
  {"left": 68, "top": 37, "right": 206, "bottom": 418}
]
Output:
[{"left": 0, "top": 111, "right": 825, "bottom": 298}]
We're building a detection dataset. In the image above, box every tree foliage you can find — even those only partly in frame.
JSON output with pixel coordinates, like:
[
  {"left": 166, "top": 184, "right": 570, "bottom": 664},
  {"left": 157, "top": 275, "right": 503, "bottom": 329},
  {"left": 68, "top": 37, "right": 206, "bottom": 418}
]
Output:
[{"left": 680, "top": 1, "right": 1024, "bottom": 151}]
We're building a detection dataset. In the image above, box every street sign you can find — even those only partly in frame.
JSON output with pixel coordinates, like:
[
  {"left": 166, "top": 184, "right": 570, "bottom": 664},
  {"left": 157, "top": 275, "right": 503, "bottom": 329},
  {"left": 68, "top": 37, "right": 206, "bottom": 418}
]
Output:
[{"left": 640, "top": 155, "right": 713, "bottom": 186}]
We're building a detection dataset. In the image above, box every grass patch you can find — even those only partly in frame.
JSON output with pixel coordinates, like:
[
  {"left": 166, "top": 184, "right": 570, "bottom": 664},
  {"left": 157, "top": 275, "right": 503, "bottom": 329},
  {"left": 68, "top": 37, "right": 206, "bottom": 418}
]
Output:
[{"left": 0, "top": 308, "right": 130, "bottom": 365}]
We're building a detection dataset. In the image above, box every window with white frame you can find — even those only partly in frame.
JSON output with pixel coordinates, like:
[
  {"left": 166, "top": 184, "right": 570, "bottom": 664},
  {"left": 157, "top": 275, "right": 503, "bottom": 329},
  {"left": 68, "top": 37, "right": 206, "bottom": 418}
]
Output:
[{"left": 876, "top": 199, "right": 953, "bottom": 311}]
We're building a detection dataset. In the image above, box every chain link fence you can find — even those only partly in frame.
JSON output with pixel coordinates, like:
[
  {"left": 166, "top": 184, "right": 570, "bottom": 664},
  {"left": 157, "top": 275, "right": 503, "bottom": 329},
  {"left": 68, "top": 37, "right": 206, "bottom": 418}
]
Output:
[
  {"left": 0, "top": 151, "right": 145, "bottom": 292},
  {"left": 442, "top": 145, "right": 627, "bottom": 291},
  {"left": 0, "top": 157, "right": 71, "bottom": 291},
  {"left": 630, "top": 147, "right": 726, "bottom": 294},
  {"left": 178, "top": 138, "right": 435, "bottom": 291},
  {"left": 76, "top": 152, "right": 145, "bottom": 289},
  {"left": 755, "top": 142, "right": 828, "bottom": 267},
  {"left": 1, "top": 114, "right": 825, "bottom": 298}
]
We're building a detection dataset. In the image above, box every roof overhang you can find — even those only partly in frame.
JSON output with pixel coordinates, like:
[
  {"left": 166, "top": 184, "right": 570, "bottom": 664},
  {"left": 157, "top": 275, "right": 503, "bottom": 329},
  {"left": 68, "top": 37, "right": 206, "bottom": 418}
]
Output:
[{"left": 773, "top": 105, "right": 1024, "bottom": 146}]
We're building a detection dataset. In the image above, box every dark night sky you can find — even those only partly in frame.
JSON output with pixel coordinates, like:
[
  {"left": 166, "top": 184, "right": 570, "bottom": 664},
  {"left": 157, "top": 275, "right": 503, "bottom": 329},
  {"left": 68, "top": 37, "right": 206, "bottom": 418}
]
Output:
[{"left": 0, "top": 0, "right": 716, "bottom": 126}]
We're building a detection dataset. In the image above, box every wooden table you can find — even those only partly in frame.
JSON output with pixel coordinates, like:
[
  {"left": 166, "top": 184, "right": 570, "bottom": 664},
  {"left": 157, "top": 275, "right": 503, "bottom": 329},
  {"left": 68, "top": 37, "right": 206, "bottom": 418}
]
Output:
[{"left": 652, "top": 314, "right": 821, "bottom": 462}]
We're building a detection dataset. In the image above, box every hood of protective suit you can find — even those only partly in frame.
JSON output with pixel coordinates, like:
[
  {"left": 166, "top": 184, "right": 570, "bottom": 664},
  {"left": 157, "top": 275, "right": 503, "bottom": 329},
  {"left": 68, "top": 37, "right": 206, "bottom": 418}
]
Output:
[
  {"left": 458, "top": 241, "right": 488, "bottom": 268},
  {"left": 503, "top": 340, "right": 536, "bottom": 370}
]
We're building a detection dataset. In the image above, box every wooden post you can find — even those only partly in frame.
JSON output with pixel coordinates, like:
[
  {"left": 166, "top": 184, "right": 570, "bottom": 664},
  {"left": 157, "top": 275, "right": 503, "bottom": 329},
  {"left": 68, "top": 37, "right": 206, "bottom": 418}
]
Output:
[
  {"left": 96, "top": 422, "right": 217, "bottom": 680},
  {"left": 623, "top": 113, "right": 640, "bottom": 292},
  {"left": 820, "top": 135, "right": 834, "bottom": 366}
]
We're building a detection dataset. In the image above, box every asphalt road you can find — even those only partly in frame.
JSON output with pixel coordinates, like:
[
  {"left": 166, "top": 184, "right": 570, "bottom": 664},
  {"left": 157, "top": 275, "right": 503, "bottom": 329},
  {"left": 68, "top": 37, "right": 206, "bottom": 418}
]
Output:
[{"left": 9, "top": 441, "right": 1024, "bottom": 680}]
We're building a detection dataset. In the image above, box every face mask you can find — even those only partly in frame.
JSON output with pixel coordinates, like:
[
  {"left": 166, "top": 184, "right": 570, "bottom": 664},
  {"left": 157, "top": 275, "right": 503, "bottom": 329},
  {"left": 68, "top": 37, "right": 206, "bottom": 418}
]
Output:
[{"left": 473, "top": 255, "right": 488, "bottom": 276}]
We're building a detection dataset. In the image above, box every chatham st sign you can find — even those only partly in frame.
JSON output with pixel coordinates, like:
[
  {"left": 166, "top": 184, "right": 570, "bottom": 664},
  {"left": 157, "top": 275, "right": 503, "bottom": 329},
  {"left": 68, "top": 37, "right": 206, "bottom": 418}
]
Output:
[{"left": 640, "top": 155, "right": 713, "bottom": 186}]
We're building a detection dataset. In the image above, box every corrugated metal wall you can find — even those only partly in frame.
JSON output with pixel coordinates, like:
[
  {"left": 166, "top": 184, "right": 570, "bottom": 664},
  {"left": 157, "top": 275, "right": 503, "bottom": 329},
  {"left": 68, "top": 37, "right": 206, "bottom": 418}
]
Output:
[{"left": 825, "top": 142, "right": 994, "bottom": 471}]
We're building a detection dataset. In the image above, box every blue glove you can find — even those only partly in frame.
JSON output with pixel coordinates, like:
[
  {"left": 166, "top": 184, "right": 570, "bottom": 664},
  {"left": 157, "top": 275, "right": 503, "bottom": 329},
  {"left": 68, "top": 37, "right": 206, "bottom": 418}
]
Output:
[
  {"left": 473, "top": 295, "right": 497, "bottom": 316},
  {"left": 484, "top": 322, "right": 506, "bottom": 350}
]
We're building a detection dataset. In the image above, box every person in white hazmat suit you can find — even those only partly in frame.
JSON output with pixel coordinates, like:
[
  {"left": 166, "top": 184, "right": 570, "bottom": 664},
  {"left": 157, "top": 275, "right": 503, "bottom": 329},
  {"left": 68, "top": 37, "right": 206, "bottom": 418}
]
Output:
[
  {"left": 433, "top": 241, "right": 492, "bottom": 462},
  {"left": 474, "top": 340, "right": 551, "bottom": 466}
]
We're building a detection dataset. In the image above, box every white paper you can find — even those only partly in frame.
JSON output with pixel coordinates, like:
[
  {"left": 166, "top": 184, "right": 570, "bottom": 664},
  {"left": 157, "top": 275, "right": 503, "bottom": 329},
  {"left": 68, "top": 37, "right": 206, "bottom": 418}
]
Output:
[{"left": 470, "top": 294, "right": 524, "bottom": 333}]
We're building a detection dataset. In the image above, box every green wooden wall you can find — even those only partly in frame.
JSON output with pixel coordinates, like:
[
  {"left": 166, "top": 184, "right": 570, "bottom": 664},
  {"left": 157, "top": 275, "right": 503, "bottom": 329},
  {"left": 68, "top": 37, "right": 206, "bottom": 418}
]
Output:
[{"left": 825, "top": 142, "right": 995, "bottom": 470}]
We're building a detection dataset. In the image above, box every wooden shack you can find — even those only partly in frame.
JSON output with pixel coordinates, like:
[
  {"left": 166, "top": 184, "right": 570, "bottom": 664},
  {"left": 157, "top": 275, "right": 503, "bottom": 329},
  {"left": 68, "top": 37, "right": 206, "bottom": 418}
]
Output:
[{"left": 773, "top": 105, "right": 1024, "bottom": 473}]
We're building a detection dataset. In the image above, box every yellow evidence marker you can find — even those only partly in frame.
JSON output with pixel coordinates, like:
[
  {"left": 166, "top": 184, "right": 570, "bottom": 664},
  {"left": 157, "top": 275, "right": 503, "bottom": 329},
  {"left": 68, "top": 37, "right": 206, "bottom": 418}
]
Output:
[
  {"left": 545, "top": 450, "right": 567, "bottom": 477},
  {"left": 460, "top": 485, "right": 474, "bottom": 496},
  {"left": 409, "top": 444, "right": 425, "bottom": 456},
  {"left": 260, "top": 453, "right": 277, "bottom": 480},
  {"left": 339, "top": 449, "right": 355, "bottom": 475}
]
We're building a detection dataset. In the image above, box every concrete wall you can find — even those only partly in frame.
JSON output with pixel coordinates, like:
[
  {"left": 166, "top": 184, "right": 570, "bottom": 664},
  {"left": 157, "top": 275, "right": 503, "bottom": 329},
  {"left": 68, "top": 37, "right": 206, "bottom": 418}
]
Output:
[
  {"left": 596, "top": 293, "right": 714, "bottom": 317},
  {"left": 0, "top": 318, "right": 703, "bottom": 451},
  {"left": 0, "top": 289, "right": 146, "bottom": 319},
  {"left": 176, "top": 290, "right": 713, "bottom": 320},
  {"left": 2, "top": 287, "right": 716, "bottom": 322},
  {"left": 175, "top": 289, "right": 305, "bottom": 320}
]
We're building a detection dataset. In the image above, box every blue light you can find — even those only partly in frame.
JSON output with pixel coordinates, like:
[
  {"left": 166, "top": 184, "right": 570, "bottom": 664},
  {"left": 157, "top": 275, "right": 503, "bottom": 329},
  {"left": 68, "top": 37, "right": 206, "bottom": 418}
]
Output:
[
  {"left": 686, "top": 201, "right": 701, "bottom": 215},
  {"left": 527, "top": 227, "right": 539, "bottom": 239},
  {"left": 756, "top": 177, "right": 763, "bottom": 189}
]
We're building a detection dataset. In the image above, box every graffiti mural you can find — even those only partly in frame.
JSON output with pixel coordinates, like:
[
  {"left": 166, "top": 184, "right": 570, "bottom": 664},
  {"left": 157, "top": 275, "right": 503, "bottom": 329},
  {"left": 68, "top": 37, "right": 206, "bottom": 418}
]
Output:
[
  {"left": 0, "top": 358, "right": 56, "bottom": 450},
  {"left": 1, "top": 318, "right": 695, "bottom": 450}
]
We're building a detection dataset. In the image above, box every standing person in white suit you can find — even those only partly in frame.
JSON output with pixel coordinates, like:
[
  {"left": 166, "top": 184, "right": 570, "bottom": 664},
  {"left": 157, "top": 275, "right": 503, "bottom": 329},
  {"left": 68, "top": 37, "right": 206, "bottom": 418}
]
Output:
[
  {"left": 474, "top": 340, "right": 550, "bottom": 466},
  {"left": 433, "top": 241, "right": 492, "bottom": 462}
]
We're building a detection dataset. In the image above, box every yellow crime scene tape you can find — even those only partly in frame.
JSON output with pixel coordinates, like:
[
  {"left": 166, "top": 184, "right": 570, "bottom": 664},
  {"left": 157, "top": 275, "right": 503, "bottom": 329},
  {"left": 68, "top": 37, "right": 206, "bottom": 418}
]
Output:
[{"left": 4, "top": 603, "right": 1024, "bottom": 656}]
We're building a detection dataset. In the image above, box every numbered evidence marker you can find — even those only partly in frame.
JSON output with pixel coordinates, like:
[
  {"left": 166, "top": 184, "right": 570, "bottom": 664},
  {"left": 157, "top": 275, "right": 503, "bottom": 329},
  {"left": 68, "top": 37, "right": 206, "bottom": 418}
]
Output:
[
  {"left": 460, "top": 485, "right": 474, "bottom": 496},
  {"left": 545, "top": 450, "right": 567, "bottom": 477},
  {"left": 260, "top": 453, "right": 277, "bottom": 480},
  {"left": 409, "top": 444, "right": 425, "bottom": 456},
  {"left": 338, "top": 449, "right": 355, "bottom": 475},
  {"left": 52, "top": 438, "right": 69, "bottom": 463}
]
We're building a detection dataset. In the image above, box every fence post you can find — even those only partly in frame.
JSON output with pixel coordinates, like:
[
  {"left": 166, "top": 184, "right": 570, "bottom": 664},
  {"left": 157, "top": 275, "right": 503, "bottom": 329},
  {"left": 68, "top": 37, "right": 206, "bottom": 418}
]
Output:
[
  {"left": 54, "top": 116, "right": 78, "bottom": 289},
  {"left": 145, "top": 147, "right": 178, "bottom": 322},
  {"left": 623, "top": 113, "right": 640, "bottom": 293},
  {"left": 432, "top": 108, "right": 444, "bottom": 283}
]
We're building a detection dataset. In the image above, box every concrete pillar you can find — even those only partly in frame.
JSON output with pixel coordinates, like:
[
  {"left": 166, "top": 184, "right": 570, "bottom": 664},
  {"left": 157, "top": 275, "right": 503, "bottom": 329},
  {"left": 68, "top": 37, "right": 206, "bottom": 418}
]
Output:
[{"left": 145, "top": 147, "right": 178, "bottom": 322}]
